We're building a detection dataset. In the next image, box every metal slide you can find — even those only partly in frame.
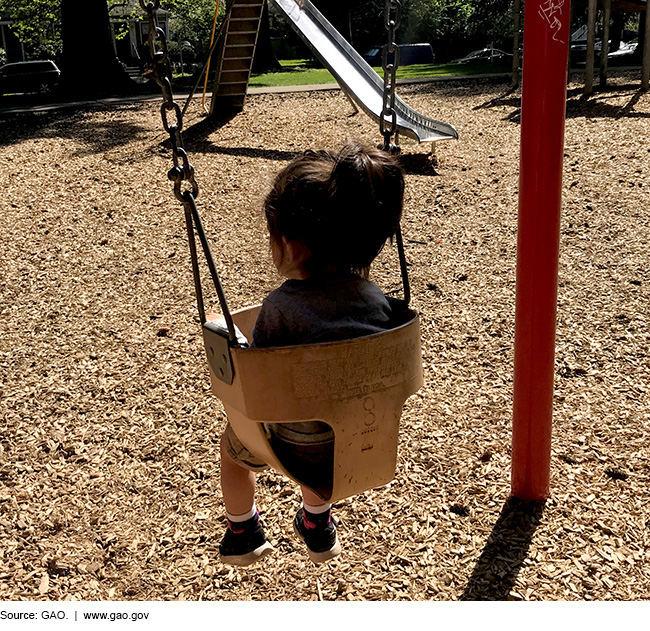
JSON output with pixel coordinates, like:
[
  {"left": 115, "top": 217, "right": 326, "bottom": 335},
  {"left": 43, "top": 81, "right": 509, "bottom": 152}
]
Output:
[{"left": 269, "top": 0, "right": 458, "bottom": 143}]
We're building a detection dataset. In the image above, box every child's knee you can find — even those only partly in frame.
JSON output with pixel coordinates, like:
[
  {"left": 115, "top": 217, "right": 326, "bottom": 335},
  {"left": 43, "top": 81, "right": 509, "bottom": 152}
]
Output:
[{"left": 221, "top": 422, "right": 269, "bottom": 472}]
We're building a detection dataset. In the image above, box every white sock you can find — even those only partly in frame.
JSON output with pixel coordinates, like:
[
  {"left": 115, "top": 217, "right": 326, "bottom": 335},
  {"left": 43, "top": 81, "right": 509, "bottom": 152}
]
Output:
[
  {"left": 303, "top": 501, "right": 331, "bottom": 515},
  {"left": 226, "top": 503, "right": 257, "bottom": 523}
]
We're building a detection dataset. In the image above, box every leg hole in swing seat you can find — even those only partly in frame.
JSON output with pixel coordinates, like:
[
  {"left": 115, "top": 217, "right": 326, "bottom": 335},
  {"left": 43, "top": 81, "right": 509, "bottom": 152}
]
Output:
[{"left": 266, "top": 421, "right": 334, "bottom": 500}]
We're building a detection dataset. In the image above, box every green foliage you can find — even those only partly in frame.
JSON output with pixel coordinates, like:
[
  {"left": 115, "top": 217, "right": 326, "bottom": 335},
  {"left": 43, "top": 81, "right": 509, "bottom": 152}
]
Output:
[
  {"left": 0, "top": 0, "right": 61, "bottom": 58},
  {"left": 0, "top": 47, "right": 6, "bottom": 65},
  {"left": 108, "top": 1, "right": 141, "bottom": 41},
  {"left": 404, "top": 0, "right": 476, "bottom": 42},
  {"left": 465, "top": 0, "right": 514, "bottom": 46},
  {"left": 0, "top": 0, "right": 146, "bottom": 58},
  {"left": 401, "top": 0, "right": 514, "bottom": 60},
  {"left": 271, "top": 0, "right": 514, "bottom": 63},
  {"left": 0, "top": 0, "right": 516, "bottom": 65},
  {"left": 167, "top": 0, "right": 223, "bottom": 60}
]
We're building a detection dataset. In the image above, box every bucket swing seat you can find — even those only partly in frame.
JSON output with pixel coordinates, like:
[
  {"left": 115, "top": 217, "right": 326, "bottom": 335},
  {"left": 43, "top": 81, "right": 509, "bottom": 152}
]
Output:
[{"left": 185, "top": 196, "right": 423, "bottom": 504}]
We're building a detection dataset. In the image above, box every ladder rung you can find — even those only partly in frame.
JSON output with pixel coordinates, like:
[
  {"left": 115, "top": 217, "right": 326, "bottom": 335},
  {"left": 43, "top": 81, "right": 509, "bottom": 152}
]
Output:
[
  {"left": 231, "top": 14, "right": 262, "bottom": 18},
  {"left": 219, "top": 72, "right": 251, "bottom": 81},
  {"left": 221, "top": 69, "right": 251, "bottom": 77},
  {"left": 227, "top": 23, "right": 260, "bottom": 33},
  {"left": 230, "top": 9, "right": 264, "bottom": 19},
  {"left": 222, "top": 60, "right": 251, "bottom": 70}
]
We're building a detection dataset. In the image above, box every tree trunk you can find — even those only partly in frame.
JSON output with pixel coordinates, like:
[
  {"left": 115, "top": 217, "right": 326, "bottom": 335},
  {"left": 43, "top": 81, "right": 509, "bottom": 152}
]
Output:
[
  {"left": 252, "top": 1, "right": 281, "bottom": 73},
  {"left": 60, "top": 0, "right": 135, "bottom": 97}
]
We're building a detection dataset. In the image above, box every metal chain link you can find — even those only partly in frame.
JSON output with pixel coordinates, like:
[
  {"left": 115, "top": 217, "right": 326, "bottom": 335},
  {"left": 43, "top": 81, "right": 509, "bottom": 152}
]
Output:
[
  {"left": 140, "top": 0, "right": 199, "bottom": 202},
  {"left": 380, "top": 0, "right": 402, "bottom": 154}
]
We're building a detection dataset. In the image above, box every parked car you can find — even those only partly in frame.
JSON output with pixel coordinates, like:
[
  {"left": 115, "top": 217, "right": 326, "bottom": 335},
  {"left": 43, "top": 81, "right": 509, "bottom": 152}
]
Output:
[
  {"left": 0, "top": 60, "right": 61, "bottom": 95},
  {"left": 454, "top": 48, "right": 513, "bottom": 64},
  {"left": 608, "top": 39, "right": 639, "bottom": 65},
  {"left": 362, "top": 43, "right": 435, "bottom": 66},
  {"left": 570, "top": 40, "right": 602, "bottom": 64}
]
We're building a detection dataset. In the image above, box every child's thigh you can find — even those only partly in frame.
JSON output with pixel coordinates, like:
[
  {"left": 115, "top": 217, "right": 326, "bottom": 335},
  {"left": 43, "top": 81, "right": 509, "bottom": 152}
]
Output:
[{"left": 222, "top": 423, "right": 269, "bottom": 472}]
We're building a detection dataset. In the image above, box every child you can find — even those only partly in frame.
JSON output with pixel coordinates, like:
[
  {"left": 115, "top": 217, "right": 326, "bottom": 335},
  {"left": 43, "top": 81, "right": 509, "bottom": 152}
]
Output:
[{"left": 219, "top": 141, "right": 405, "bottom": 567}]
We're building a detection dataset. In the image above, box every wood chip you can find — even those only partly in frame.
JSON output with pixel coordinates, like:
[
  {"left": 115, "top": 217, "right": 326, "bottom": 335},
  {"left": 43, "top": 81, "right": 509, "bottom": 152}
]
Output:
[{"left": 0, "top": 71, "right": 648, "bottom": 600}]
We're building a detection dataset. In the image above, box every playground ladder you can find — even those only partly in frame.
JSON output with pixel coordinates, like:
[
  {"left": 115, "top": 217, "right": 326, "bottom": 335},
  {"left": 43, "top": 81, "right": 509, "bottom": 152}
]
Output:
[{"left": 210, "top": 0, "right": 265, "bottom": 112}]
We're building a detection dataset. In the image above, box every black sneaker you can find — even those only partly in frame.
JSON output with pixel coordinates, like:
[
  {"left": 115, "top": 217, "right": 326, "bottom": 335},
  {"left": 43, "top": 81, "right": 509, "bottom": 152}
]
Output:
[
  {"left": 219, "top": 514, "right": 274, "bottom": 567},
  {"left": 293, "top": 508, "right": 341, "bottom": 564}
]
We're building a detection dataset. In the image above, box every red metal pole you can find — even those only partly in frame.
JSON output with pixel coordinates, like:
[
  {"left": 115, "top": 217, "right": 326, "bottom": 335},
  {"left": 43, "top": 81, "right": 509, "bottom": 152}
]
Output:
[{"left": 511, "top": 0, "right": 571, "bottom": 501}]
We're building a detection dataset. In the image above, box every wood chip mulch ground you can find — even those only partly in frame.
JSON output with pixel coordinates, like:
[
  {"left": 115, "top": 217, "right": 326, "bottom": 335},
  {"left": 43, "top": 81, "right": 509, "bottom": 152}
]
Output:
[{"left": 0, "top": 72, "right": 648, "bottom": 601}]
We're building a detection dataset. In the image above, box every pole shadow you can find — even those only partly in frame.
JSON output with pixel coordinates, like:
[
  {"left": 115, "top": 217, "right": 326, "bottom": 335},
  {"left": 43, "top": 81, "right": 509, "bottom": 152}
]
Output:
[
  {"left": 399, "top": 152, "right": 440, "bottom": 176},
  {"left": 460, "top": 497, "right": 546, "bottom": 601},
  {"left": 180, "top": 109, "right": 239, "bottom": 145},
  {"left": 473, "top": 85, "right": 520, "bottom": 111}
]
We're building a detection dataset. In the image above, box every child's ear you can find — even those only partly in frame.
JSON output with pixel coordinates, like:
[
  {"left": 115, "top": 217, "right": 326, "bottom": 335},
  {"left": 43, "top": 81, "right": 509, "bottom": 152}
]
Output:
[{"left": 285, "top": 239, "right": 309, "bottom": 267}]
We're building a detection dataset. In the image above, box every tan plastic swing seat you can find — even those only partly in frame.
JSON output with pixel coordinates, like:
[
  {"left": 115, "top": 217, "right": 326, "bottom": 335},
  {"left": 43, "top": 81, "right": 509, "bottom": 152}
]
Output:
[{"left": 204, "top": 304, "right": 423, "bottom": 503}]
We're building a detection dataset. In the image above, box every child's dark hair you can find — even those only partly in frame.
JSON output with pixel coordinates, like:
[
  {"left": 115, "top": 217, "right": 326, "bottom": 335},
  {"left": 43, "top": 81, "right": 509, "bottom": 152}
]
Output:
[{"left": 264, "top": 141, "right": 405, "bottom": 276}]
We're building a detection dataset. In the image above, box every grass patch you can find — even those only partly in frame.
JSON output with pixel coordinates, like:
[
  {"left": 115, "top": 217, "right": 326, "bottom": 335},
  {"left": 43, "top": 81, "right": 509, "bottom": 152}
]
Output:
[
  {"left": 249, "top": 66, "right": 336, "bottom": 87},
  {"left": 249, "top": 59, "right": 511, "bottom": 88}
]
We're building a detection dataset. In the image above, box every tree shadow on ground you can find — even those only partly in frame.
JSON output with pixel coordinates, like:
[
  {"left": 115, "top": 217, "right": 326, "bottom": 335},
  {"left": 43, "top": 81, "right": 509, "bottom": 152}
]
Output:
[
  {"left": 473, "top": 85, "right": 520, "bottom": 111},
  {"left": 183, "top": 113, "right": 441, "bottom": 174},
  {"left": 473, "top": 83, "right": 650, "bottom": 125},
  {"left": 565, "top": 87, "right": 650, "bottom": 120},
  {"left": 0, "top": 105, "right": 152, "bottom": 155},
  {"left": 460, "top": 497, "right": 546, "bottom": 601},
  {"left": 180, "top": 110, "right": 300, "bottom": 162}
]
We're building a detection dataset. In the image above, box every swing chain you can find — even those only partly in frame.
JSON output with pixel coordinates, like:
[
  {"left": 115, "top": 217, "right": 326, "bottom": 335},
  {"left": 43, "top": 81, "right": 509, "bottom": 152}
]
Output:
[
  {"left": 140, "top": 0, "right": 199, "bottom": 202},
  {"left": 380, "top": 0, "right": 402, "bottom": 155}
]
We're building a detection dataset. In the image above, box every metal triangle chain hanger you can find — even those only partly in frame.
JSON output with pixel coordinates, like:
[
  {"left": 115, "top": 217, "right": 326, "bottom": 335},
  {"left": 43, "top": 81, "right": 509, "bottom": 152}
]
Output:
[{"left": 140, "top": 0, "right": 411, "bottom": 337}]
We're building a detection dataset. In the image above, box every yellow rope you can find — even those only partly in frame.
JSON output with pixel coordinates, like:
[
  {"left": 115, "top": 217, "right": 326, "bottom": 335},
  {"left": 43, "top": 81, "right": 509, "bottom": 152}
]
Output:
[{"left": 202, "top": 0, "right": 222, "bottom": 114}]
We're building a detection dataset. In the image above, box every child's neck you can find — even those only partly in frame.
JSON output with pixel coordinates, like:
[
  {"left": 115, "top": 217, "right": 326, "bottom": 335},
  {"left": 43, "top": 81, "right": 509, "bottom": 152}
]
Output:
[
  {"left": 284, "top": 265, "right": 354, "bottom": 282},
  {"left": 283, "top": 267, "right": 310, "bottom": 280}
]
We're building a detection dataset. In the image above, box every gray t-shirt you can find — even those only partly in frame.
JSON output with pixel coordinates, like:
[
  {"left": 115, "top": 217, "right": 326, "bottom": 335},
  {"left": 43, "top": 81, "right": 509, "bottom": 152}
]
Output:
[
  {"left": 251, "top": 274, "right": 395, "bottom": 445},
  {"left": 251, "top": 275, "right": 394, "bottom": 348}
]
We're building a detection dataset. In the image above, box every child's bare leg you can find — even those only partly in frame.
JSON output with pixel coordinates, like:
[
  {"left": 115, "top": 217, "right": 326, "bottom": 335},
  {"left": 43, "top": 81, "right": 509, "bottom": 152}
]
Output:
[
  {"left": 300, "top": 486, "right": 329, "bottom": 510},
  {"left": 220, "top": 439, "right": 256, "bottom": 516}
]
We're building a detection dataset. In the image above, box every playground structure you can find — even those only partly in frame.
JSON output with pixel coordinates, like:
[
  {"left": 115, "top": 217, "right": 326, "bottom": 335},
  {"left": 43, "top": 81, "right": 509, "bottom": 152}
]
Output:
[
  {"left": 512, "top": 0, "right": 650, "bottom": 92},
  {"left": 143, "top": 0, "right": 574, "bottom": 504},
  {"left": 579, "top": 0, "right": 650, "bottom": 92},
  {"left": 209, "top": 0, "right": 458, "bottom": 143},
  {"left": 2, "top": 2, "right": 649, "bottom": 600}
]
